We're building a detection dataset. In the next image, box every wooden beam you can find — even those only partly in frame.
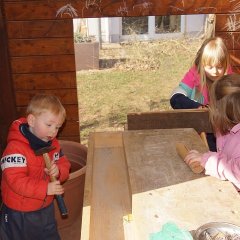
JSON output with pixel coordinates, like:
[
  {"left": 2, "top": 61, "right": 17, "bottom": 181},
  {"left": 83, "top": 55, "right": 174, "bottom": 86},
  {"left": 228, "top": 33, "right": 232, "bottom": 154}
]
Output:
[
  {"left": 127, "top": 109, "right": 213, "bottom": 133},
  {"left": 3, "top": 0, "right": 240, "bottom": 20}
]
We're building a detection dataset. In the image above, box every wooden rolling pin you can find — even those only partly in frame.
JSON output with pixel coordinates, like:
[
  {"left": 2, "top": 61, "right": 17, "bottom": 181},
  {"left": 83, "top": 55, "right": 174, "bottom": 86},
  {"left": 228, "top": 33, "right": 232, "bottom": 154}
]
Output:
[{"left": 176, "top": 143, "right": 204, "bottom": 174}]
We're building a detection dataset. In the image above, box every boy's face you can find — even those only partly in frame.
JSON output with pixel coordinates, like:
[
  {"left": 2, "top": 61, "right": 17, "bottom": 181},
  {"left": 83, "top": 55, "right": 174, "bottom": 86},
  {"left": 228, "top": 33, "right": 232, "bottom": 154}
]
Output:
[{"left": 27, "top": 110, "right": 63, "bottom": 142}]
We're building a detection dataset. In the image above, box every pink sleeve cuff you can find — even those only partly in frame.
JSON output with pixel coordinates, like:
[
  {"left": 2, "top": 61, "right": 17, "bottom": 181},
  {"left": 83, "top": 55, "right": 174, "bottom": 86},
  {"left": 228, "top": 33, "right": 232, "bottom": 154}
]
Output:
[{"left": 201, "top": 151, "right": 217, "bottom": 167}]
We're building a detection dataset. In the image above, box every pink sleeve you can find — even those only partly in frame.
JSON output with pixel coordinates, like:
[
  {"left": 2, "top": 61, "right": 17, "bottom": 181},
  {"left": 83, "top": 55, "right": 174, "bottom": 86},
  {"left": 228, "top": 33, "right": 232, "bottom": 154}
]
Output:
[
  {"left": 201, "top": 152, "right": 240, "bottom": 189},
  {"left": 181, "top": 66, "right": 199, "bottom": 88}
]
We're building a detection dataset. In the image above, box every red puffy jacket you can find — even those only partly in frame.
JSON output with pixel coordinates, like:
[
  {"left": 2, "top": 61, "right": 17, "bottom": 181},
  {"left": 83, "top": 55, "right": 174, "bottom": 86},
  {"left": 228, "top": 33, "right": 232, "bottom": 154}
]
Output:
[{"left": 1, "top": 118, "right": 70, "bottom": 211}]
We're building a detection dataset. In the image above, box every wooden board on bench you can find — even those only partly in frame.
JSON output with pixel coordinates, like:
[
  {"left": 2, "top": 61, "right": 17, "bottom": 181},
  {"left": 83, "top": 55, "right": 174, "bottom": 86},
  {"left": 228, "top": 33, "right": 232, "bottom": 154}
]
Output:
[{"left": 127, "top": 109, "right": 213, "bottom": 133}]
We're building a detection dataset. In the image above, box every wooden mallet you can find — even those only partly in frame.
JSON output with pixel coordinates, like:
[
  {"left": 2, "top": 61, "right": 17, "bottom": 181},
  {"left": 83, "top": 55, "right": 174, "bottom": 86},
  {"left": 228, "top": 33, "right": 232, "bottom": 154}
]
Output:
[{"left": 35, "top": 146, "right": 68, "bottom": 216}]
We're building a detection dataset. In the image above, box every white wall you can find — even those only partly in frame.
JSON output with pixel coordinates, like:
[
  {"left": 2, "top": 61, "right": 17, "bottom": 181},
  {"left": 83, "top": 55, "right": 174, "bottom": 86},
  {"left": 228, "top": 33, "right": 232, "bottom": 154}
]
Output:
[
  {"left": 73, "top": 15, "right": 206, "bottom": 43},
  {"left": 181, "top": 14, "right": 206, "bottom": 35}
]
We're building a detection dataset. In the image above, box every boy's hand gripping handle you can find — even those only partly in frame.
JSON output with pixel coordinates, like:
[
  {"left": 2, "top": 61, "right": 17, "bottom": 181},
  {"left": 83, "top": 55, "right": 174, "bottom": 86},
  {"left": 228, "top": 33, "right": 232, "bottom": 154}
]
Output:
[{"left": 43, "top": 153, "right": 68, "bottom": 216}]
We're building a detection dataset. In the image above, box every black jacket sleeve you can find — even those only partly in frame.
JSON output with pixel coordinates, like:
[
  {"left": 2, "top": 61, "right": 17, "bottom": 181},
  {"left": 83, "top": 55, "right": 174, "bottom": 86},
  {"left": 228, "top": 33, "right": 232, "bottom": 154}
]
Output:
[{"left": 170, "top": 93, "right": 202, "bottom": 109}]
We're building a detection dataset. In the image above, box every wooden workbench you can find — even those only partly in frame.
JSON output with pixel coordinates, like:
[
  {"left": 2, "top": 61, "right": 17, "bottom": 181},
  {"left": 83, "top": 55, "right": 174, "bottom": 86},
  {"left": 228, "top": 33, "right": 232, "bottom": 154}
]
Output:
[{"left": 81, "top": 129, "right": 240, "bottom": 240}]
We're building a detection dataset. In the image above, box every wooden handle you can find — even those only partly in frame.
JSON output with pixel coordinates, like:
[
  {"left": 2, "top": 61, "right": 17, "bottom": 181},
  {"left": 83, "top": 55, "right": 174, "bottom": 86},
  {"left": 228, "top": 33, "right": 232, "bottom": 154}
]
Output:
[
  {"left": 43, "top": 153, "right": 68, "bottom": 216},
  {"left": 200, "top": 132, "right": 209, "bottom": 150},
  {"left": 176, "top": 143, "right": 204, "bottom": 174},
  {"left": 43, "top": 153, "right": 56, "bottom": 182}
]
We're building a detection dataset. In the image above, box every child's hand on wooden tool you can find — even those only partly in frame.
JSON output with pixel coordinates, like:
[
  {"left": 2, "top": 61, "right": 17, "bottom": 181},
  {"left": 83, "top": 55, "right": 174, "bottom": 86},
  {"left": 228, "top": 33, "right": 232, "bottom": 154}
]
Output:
[
  {"left": 44, "top": 161, "right": 59, "bottom": 178},
  {"left": 47, "top": 181, "right": 64, "bottom": 196},
  {"left": 183, "top": 149, "right": 204, "bottom": 174},
  {"left": 176, "top": 143, "right": 204, "bottom": 174},
  {"left": 184, "top": 150, "right": 202, "bottom": 166}
]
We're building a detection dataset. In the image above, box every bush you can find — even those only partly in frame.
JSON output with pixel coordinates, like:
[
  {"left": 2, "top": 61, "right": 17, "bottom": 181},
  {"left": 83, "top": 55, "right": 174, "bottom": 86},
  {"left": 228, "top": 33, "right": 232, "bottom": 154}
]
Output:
[{"left": 74, "top": 32, "right": 96, "bottom": 43}]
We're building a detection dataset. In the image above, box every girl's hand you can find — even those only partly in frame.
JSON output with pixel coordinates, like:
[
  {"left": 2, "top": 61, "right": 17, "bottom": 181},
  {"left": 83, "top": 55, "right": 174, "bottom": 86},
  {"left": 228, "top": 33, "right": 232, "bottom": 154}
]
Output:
[
  {"left": 184, "top": 150, "right": 203, "bottom": 165},
  {"left": 198, "top": 104, "right": 209, "bottom": 109},
  {"left": 47, "top": 181, "right": 64, "bottom": 195}
]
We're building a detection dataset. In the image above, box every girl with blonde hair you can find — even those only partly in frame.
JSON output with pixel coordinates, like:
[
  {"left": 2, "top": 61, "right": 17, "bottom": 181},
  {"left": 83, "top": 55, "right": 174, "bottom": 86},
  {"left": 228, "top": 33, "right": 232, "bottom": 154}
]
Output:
[{"left": 170, "top": 37, "right": 233, "bottom": 150}]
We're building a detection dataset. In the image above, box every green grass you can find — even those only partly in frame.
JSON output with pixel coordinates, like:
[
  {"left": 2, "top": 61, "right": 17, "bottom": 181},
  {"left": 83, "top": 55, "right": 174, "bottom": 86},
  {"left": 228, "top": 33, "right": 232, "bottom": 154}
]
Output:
[{"left": 77, "top": 37, "right": 203, "bottom": 145}]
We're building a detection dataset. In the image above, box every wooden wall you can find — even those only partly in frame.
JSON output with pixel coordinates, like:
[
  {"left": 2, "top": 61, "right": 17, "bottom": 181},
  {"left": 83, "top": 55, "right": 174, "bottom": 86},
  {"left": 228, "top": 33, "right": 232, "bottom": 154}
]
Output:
[
  {"left": 0, "top": 2, "right": 16, "bottom": 154},
  {"left": 215, "top": 14, "right": 240, "bottom": 73},
  {"left": 2, "top": 2, "right": 80, "bottom": 143},
  {"left": 1, "top": 0, "right": 240, "bottom": 151}
]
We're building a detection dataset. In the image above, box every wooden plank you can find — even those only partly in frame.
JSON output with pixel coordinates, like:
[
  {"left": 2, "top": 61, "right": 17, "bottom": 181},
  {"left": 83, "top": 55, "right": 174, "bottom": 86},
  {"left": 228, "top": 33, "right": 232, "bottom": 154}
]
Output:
[
  {"left": 59, "top": 120, "right": 80, "bottom": 137},
  {"left": 81, "top": 132, "right": 131, "bottom": 240},
  {"left": 81, "top": 133, "right": 94, "bottom": 240},
  {"left": 58, "top": 135, "right": 80, "bottom": 142},
  {"left": 232, "top": 66, "right": 240, "bottom": 73},
  {"left": 127, "top": 109, "right": 213, "bottom": 133},
  {"left": 9, "top": 38, "right": 74, "bottom": 56},
  {"left": 11, "top": 55, "right": 76, "bottom": 73},
  {"left": 216, "top": 32, "right": 240, "bottom": 50},
  {"left": 216, "top": 14, "right": 240, "bottom": 32},
  {"left": 13, "top": 72, "right": 77, "bottom": 90},
  {"left": 3, "top": 0, "right": 240, "bottom": 20},
  {"left": 123, "top": 129, "right": 207, "bottom": 194},
  {"left": 15, "top": 89, "right": 78, "bottom": 106},
  {"left": 0, "top": 2, "right": 17, "bottom": 155},
  {"left": 17, "top": 104, "right": 79, "bottom": 121},
  {"left": 7, "top": 19, "right": 73, "bottom": 38},
  {"left": 132, "top": 177, "right": 240, "bottom": 239},
  {"left": 123, "top": 129, "right": 240, "bottom": 239},
  {"left": 230, "top": 51, "right": 240, "bottom": 67},
  {"left": 82, "top": 130, "right": 240, "bottom": 239}
]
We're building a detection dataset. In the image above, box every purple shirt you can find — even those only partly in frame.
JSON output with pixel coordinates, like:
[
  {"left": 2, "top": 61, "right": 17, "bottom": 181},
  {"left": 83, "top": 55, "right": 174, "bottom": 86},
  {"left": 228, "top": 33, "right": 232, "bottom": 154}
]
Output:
[{"left": 201, "top": 123, "right": 240, "bottom": 190}]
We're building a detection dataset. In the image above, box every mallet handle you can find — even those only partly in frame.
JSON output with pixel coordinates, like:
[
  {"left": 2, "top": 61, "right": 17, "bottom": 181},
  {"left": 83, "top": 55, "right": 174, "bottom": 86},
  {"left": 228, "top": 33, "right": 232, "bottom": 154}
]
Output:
[{"left": 43, "top": 153, "right": 68, "bottom": 216}]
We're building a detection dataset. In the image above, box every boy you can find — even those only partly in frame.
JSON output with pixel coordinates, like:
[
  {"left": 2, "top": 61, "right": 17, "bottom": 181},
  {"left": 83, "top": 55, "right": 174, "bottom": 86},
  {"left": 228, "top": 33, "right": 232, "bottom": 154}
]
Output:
[{"left": 0, "top": 94, "right": 71, "bottom": 240}]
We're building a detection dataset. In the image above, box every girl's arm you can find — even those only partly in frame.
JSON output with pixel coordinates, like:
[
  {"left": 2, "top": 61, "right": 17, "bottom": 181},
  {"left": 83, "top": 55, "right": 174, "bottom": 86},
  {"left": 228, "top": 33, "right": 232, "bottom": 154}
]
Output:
[
  {"left": 202, "top": 151, "right": 240, "bottom": 189},
  {"left": 170, "top": 67, "right": 202, "bottom": 109},
  {"left": 185, "top": 150, "right": 240, "bottom": 189},
  {"left": 170, "top": 93, "right": 202, "bottom": 109}
]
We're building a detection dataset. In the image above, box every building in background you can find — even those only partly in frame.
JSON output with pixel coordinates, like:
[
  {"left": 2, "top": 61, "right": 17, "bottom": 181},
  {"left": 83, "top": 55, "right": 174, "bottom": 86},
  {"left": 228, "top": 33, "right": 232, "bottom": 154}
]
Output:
[{"left": 73, "top": 15, "right": 206, "bottom": 43}]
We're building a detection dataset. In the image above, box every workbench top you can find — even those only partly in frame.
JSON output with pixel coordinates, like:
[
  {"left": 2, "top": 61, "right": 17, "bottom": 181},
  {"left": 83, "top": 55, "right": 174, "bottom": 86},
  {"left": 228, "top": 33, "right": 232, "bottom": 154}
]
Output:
[{"left": 81, "top": 129, "right": 240, "bottom": 240}]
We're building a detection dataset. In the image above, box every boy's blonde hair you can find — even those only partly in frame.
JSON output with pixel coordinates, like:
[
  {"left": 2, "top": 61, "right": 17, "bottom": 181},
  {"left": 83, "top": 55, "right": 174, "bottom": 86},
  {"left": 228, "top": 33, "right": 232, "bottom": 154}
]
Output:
[
  {"left": 194, "top": 37, "right": 230, "bottom": 93},
  {"left": 209, "top": 74, "right": 240, "bottom": 135},
  {"left": 26, "top": 94, "right": 66, "bottom": 123}
]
